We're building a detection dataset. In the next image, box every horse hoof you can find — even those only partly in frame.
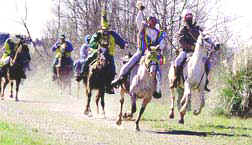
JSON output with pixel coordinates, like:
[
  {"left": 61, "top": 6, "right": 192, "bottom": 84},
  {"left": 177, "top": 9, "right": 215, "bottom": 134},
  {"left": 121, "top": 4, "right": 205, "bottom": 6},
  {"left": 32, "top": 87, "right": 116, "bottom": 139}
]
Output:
[
  {"left": 136, "top": 126, "right": 140, "bottom": 131},
  {"left": 84, "top": 110, "right": 89, "bottom": 115},
  {"left": 169, "top": 111, "right": 174, "bottom": 119},
  {"left": 1, "top": 97, "right": 4, "bottom": 100},
  {"left": 193, "top": 109, "right": 200, "bottom": 115},
  {"left": 9, "top": 95, "right": 13, "bottom": 98},
  {"left": 116, "top": 120, "right": 122, "bottom": 126},
  {"left": 15, "top": 99, "right": 19, "bottom": 102},
  {"left": 178, "top": 119, "right": 184, "bottom": 124}
]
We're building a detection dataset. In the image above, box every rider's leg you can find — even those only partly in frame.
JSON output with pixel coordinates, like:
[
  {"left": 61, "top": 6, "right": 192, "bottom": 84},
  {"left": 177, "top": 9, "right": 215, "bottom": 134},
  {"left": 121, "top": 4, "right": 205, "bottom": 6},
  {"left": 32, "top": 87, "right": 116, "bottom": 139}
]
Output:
[
  {"left": 205, "top": 59, "right": 211, "bottom": 92},
  {"left": 82, "top": 52, "right": 97, "bottom": 74},
  {"left": 170, "top": 51, "right": 187, "bottom": 88},
  {"left": 111, "top": 50, "right": 142, "bottom": 88},
  {"left": 153, "top": 65, "right": 162, "bottom": 98},
  {"left": 56, "top": 57, "right": 62, "bottom": 67}
]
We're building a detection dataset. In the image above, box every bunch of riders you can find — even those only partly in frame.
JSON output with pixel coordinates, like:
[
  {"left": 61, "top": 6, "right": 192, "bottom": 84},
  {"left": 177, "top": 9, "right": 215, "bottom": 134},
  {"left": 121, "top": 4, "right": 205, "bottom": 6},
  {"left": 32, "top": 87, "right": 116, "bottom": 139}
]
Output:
[{"left": 0, "top": 1, "right": 220, "bottom": 95}]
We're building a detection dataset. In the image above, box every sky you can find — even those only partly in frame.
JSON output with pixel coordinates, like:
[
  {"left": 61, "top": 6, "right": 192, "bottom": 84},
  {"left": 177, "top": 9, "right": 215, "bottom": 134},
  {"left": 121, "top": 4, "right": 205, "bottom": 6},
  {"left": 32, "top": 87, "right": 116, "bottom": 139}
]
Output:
[
  {"left": 0, "top": 0, "right": 251, "bottom": 41},
  {"left": 0, "top": 0, "right": 53, "bottom": 39}
]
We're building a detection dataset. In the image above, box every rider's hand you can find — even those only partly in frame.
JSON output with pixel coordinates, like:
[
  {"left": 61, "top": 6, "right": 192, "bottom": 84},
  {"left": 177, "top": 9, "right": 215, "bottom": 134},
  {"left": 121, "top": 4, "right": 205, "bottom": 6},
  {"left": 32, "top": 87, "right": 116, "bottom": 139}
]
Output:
[
  {"left": 124, "top": 43, "right": 129, "bottom": 49},
  {"left": 214, "top": 43, "right": 220, "bottom": 51}
]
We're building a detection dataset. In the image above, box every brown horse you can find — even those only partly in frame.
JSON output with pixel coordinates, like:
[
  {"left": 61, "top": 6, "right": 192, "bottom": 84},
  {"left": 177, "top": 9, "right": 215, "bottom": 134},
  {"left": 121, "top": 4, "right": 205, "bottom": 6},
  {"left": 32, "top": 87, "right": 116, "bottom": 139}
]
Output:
[
  {"left": 83, "top": 48, "right": 111, "bottom": 117},
  {"left": 116, "top": 48, "right": 159, "bottom": 131},
  {"left": 0, "top": 43, "right": 29, "bottom": 101},
  {"left": 56, "top": 63, "right": 73, "bottom": 95}
]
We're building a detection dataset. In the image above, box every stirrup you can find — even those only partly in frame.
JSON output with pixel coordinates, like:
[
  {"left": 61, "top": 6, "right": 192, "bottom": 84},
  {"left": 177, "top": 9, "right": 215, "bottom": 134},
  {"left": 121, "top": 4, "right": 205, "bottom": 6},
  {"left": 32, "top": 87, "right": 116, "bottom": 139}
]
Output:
[
  {"left": 111, "top": 76, "right": 125, "bottom": 88},
  {"left": 153, "top": 91, "right": 162, "bottom": 99}
]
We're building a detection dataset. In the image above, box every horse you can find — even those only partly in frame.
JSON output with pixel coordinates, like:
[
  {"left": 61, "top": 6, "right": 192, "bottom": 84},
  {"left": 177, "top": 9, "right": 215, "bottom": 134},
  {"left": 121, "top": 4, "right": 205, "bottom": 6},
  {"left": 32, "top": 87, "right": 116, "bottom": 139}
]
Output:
[
  {"left": 0, "top": 43, "right": 29, "bottom": 101},
  {"left": 56, "top": 51, "right": 73, "bottom": 95},
  {"left": 168, "top": 32, "right": 209, "bottom": 124},
  {"left": 83, "top": 48, "right": 111, "bottom": 117},
  {"left": 116, "top": 46, "right": 159, "bottom": 131},
  {"left": 55, "top": 60, "right": 73, "bottom": 95}
]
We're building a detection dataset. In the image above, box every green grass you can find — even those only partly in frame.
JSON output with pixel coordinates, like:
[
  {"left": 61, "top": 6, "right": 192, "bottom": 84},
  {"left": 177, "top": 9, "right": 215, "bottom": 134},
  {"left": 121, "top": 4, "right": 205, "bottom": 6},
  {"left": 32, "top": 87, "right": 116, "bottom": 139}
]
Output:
[
  {"left": 141, "top": 101, "right": 252, "bottom": 145},
  {"left": 0, "top": 121, "right": 57, "bottom": 145}
]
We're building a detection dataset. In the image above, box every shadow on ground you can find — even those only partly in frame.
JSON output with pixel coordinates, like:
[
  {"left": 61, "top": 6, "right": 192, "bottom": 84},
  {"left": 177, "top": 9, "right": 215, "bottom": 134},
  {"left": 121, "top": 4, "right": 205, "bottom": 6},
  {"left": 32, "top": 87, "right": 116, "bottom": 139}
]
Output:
[{"left": 147, "top": 130, "right": 251, "bottom": 137}]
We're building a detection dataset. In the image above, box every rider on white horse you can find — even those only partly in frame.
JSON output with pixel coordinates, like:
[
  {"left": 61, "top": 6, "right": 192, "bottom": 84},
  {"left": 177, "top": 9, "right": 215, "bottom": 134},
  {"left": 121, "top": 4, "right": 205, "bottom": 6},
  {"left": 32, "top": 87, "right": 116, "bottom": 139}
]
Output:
[
  {"left": 170, "top": 10, "right": 219, "bottom": 91},
  {"left": 111, "top": 1, "right": 167, "bottom": 98}
]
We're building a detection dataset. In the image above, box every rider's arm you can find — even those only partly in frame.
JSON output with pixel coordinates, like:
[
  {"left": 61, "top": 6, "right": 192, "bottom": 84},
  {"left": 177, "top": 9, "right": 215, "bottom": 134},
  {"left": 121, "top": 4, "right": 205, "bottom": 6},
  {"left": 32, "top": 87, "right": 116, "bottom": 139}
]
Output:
[
  {"left": 111, "top": 31, "right": 126, "bottom": 49},
  {"left": 136, "top": 10, "right": 145, "bottom": 31},
  {"left": 80, "top": 44, "right": 89, "bottom": 59},
  {"left": 51, "top": 41, "right": 60, "bottom": 52},
  {"left": 89, "top": 32, "right": 100, "bottom": 50},
  {"left": 65, "top": 41, "right": 74, "bottom": 52}
]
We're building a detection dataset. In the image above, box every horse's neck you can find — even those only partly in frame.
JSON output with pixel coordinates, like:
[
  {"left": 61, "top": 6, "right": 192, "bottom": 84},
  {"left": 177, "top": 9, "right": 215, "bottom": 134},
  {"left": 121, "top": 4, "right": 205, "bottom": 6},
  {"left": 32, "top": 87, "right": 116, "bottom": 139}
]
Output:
[{"left": 192, "top": 45, "right": 207, "bottom": 64}]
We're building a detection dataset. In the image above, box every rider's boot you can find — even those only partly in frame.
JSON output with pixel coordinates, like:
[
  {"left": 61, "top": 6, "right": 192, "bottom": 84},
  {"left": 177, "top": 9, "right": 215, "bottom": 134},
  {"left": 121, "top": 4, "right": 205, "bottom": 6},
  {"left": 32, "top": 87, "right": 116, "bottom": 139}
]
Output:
[{"left": 111, "top": 74, "right": 127, "bottom": 88}]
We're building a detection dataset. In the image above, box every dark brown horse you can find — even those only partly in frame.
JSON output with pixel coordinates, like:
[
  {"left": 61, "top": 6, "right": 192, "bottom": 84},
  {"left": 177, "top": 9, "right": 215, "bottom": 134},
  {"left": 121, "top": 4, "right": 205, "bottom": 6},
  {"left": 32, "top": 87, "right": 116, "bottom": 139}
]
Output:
[
  {"left": 56, "top": 63, "right": 73, "bottom": 95},
  {"left": 0, "top": 43, "right": 29, "bottom": 101},
  {"left": 83, "top": 48, "right": 111, "bottom": 117}
]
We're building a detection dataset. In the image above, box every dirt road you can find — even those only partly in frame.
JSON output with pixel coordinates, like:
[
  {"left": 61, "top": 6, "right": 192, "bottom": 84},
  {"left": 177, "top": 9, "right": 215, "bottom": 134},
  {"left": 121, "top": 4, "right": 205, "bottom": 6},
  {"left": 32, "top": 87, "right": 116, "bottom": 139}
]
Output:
[{"left": 0, "top": 74, "right": 214, "bottom": 145}]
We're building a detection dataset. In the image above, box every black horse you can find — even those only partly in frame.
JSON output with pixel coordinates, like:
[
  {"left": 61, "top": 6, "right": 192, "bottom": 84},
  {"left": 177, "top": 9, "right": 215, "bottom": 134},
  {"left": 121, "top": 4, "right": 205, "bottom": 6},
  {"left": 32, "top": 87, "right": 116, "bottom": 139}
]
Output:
[
  {"left": 83, "top": 48, "right": 112, "bottom": 117},
  {"left": 0, "top": 43, "right": 30, "bottom": 101}
]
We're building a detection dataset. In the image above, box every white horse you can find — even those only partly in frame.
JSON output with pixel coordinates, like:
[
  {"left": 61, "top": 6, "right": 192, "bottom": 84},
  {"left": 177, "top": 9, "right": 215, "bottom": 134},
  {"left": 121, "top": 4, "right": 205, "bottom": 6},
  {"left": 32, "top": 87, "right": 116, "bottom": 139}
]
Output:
[
  {"left": 168, "top": 32, "right": 209, "bottom": 124},
  {"left": 116, "top": 48, "right": 159, "bottom": 131}
]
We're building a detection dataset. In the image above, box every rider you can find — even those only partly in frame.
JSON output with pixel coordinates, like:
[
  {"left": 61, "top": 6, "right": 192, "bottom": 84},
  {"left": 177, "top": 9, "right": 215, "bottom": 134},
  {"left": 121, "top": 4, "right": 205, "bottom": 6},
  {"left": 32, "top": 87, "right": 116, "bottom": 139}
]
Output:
[
  {"left": 74, "top": 35, "right": 91, "bottom": 81},
  {"left": 170, "top": 10, "right": 219, "bottom": 91},
  {"left": 111, "top": 1, "right": 167, "bottom": 98},
  {"left": 0, "top": 34, "right": 27, "bottom": 79},
  {"left": 80, "top": 8, "right": 127, "bottom": 94},
  {"left": 51, "top": 34, "right": 74, "bottom": 81}
]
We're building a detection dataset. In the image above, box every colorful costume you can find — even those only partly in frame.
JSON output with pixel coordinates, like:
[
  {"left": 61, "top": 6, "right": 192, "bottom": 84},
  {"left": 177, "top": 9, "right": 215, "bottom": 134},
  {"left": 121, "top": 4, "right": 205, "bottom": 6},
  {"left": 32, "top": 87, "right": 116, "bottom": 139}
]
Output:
[
  {"left": 112, "top": 10, "right": 166, "bottom": 98},
  {"left": 171, "top": 11, "right": 218, "bottom": 91},
  {"left": 80, "top": 8, "right": 126, "bottom": 93},
  {"left": 0, "top": 35, "right": 30, "bottom": 79},
  {"left": 51, "top": 36, "right": 74, "bottom": 79}
]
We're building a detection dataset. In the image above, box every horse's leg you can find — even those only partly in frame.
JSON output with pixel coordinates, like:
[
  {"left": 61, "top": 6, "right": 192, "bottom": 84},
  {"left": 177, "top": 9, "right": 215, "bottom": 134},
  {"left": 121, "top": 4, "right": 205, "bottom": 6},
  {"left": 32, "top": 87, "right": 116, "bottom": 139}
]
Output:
[
  {"left": 1, "top": 78, "right": 9, "bottom": 100},
  {"left": 116, "top": 88, "right": 125, "bottom": 125},
  {"left": 136, "top": 97, "right": 151, "bottom": 131},
  {"left": 15, "top": 79, "right": 21, "bottom": 102},
  {"left": 9, "top": 80, "right": 13, "bottom": 98},
  {"left": 193, "top": 89, "right": 205, "bottom": 115},
  {"left": 77, "top": 82, "right": 80, "bottom": 98},
  {"left": 124, "top": 93, "right": 137, "bottom": 119},
  {"left": 69, "top": 78, "right": 72, "bottom": 96},
  {"left": 84, "top": 90, "right": 92, "bottom": 116},
  {"left": 169, "top": 88, "right": 175, "bottom": 119},
  {"left": 95, "top": 90, "right": 100, "bottom": 115},
  {"left": 0, "top": 78, "right": 2, "bottom": 100},
  {"left": 100, "top": 89, "right": 105, "bottom": 117},
  {"left": 179, "top": 82, "right": 191, "bottom": 124}
]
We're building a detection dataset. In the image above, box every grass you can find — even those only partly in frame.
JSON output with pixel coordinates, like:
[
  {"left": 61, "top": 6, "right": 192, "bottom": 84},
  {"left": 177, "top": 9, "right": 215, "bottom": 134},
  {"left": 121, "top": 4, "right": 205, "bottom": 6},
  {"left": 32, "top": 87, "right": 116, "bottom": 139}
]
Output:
[
  {"left": 0, "top": 121, "right": 57, "bottom": 145},
  {"left": 141, "top": 101, "right": 252, "bottom": 145}
]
